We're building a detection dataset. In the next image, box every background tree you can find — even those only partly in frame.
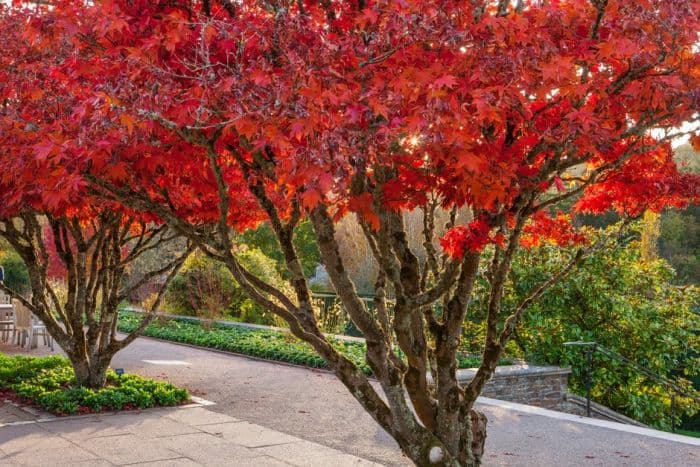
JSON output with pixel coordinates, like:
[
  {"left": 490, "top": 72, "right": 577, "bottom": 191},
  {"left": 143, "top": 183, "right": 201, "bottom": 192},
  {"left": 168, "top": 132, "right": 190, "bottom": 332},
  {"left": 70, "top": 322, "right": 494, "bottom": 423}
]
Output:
[
  {"left": 0, "top": 246, "right": 30, "bottom": 295},
  {"left": 0, "top": 214, "right": 191, "bottom": 388},
  {"left": 239, "top": 220, "right": 321, "bottom": 278},
  {"left": 462, "top": 224, "right": 699, "bottom": 429},
  {"left": 4, "top": 1, "right": 700, "bottom": 465},
  {"left": 659, "top": 205, "right": 700, "bottom": 283},
  {"left": 658, "top": 143, "right": 700, "bottom": 284}
]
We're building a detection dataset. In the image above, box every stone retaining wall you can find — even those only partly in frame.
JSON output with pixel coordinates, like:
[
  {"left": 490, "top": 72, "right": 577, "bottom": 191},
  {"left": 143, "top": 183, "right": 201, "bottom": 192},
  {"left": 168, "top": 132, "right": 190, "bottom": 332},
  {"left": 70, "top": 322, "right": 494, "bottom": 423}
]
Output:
[{"left": 456, "top": 365, "right": 571, "bottom": 409}]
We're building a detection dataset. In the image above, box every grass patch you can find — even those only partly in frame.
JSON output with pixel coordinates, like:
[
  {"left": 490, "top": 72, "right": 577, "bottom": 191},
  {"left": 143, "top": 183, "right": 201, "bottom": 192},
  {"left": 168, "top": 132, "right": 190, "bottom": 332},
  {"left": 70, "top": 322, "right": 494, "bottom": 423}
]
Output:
[
  {"left": 0, "top": 353, "right": 189, "bottom": 415},
  {"left": 676, "top": 429, "right": 700, "bottom": 438},
  {"left": 118, "top": 311, "right": 512, "bottom": 375}
]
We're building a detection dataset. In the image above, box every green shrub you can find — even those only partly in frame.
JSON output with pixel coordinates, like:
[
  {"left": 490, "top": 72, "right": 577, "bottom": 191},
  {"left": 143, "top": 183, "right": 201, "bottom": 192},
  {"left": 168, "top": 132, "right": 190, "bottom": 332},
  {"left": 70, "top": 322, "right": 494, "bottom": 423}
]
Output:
[
  {"left": 0, "top": 249, "right": 30, "bottom": 294},
  {"left": 163, "top": 248, "right": 287, "bottom": 326},
  {"left": 238, "top": 220, "right": 320, "bottom": 278},
  {"left": 0, "top": 354, "right": 189, "bottom": 415}
]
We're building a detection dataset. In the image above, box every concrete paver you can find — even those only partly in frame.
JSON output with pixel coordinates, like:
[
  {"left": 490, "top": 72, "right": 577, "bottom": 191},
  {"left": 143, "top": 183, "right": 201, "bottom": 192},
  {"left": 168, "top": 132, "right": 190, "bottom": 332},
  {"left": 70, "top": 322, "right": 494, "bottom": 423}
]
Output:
[
  {"left": 101, "top": 411, "right": 202, "bottom": 438},
  {"left": 160, "top": 432, "right": 269, "bottom": 465},
  {"left": 40, "top": 415, "right": 132, "bottom": 440},
  {"left": 197, "top": 420, "right": 300, "bottom": 447},
  {"left": 79, "top": 433, "right": 184, "bottom": 465},
  {"left": 0, "top": 402, "right": 37, "bottom": 425},
  {"left": 0, "top": 406, "right": 381, "bottom": 466},
  {"left": 5, "top": 445, "right": 100, "bottom": 467},
  {"left": 0, "top": 424, "right": 101, "bottom": 466},
  {"left": 163, "top": 406, "right": 241, "bottom": 426},
  {"left": 258, "top": 440, "right": 381, "bottom": 466}
]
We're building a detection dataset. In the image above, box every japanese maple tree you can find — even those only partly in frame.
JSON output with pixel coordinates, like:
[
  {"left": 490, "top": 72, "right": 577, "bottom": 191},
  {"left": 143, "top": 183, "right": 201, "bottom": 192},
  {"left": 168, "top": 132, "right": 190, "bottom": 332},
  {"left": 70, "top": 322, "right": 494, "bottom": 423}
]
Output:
[
  {"left": 5, "top": 0, "right": 700, "bottom": 464},
  {"left": 0, "top": 8, "right": 192, "bottom": 388}
]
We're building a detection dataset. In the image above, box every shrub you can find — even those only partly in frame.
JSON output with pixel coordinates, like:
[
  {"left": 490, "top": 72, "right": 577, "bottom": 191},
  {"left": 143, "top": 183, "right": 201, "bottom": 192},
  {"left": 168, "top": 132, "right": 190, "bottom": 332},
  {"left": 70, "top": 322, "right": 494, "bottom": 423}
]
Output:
[
  {"left": 238, "top": 220, "right": 321, "bottom": 278},
  {"left": 163, "top": 248, "right": 288, "bottom": 326},
  {"left": 0, "top": 354, "right": 189, "bottom": 415}
]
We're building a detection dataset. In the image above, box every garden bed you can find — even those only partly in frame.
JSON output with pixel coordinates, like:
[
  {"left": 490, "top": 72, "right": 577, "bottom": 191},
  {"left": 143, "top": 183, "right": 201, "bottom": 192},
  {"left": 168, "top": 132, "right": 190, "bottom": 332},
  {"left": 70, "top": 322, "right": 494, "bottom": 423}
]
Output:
[
  {"left": 118, "top": 311, "right": 512, "bottom": 374},
  {"left": 0, "top": 354, "right": 189, "bottom": 416}
]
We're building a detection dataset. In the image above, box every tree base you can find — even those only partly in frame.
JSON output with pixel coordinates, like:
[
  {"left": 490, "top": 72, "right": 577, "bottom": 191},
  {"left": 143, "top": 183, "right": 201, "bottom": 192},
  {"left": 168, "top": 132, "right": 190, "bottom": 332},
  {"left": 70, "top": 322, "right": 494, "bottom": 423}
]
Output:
[{"left": 72, "top": 358, "right": 110, "bottom": 389}]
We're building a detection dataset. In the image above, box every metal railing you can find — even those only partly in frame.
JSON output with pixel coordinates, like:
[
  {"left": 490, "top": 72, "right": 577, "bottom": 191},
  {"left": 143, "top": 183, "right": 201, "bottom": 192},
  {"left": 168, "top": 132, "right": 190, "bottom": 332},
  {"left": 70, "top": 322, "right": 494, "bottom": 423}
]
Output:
[{"left": 564, "top": 341, "right": 700, "bottom": 432}]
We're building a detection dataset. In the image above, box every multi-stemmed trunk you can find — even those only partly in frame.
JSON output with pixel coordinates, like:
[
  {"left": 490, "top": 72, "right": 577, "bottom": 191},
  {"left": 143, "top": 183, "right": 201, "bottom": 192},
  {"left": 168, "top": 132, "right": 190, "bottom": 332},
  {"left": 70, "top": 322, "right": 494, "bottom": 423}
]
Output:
[
  {"left": 0, "top": 212, "right": 190, "bottom": 390},
  {"left": 95, "top": 137, "right": 580, "bottom": 467},
  {"left": 70, "top": 354, "right": 112, "bottom": 389}
]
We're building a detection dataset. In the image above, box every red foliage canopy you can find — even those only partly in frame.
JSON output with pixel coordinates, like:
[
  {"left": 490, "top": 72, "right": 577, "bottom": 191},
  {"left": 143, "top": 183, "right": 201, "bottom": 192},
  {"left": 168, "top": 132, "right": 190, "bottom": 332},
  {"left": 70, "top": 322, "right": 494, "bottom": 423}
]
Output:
[
  {"left": 2, "top": 3, "right": 699, "bottom": 461},
  {"left": 1, "top": 0, "right": 698, "bottom": 251}
]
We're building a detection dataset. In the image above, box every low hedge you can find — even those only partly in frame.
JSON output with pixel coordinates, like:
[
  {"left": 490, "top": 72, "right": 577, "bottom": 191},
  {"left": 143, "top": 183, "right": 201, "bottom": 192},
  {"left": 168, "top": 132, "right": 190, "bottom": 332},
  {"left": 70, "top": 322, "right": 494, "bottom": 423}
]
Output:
[
  {"left": 118, "top": 312, "right": 512, "bottom": 375},
  {"left": 0, "top": 354, "right": 189, "bottom": 415}
]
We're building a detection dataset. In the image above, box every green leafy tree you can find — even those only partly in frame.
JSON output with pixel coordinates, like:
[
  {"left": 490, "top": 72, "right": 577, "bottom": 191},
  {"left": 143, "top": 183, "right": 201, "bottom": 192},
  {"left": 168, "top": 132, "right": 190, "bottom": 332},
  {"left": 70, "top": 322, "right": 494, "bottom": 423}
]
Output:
[
  {"left": 0, "top": 248, "right": 30, "bottom": 294},
  {"left": 659, "top": 205, "right": 700, "bottom": 285},
  {"left": 466, "top": 224, "right": 699, "bottom": 429},
  {"left": 239, "top": 221, "right": 320, "bottom": 278},
  {"left": 163, "top": 248, "right": 289, "bottom": 325}
]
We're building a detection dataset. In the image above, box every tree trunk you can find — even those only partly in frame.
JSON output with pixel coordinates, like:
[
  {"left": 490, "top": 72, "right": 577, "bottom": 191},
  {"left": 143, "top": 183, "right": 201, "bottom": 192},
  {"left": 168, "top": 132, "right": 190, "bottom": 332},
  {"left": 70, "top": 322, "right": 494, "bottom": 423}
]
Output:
[
  {"left": 71, "top": 355, "right": 111, "bottom": 389},
  {"left": 398, "top": 410, "right": 487, "bottom": 466}
]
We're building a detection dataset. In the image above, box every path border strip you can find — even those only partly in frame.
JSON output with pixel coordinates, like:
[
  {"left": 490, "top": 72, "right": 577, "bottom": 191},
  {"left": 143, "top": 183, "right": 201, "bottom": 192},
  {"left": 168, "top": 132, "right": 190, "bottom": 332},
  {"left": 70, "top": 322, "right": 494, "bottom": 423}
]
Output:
[
  {"left": 477, "top": 396, "right": 700, "bottom": 446},
  {"left": 0, "top": 396, "right": 215, "bottom": 429}
]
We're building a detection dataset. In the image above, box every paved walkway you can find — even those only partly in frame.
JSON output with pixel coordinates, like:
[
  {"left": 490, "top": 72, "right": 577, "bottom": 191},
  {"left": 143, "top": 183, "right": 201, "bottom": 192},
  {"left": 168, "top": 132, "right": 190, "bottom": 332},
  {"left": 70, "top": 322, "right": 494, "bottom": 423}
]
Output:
[
  {"left": 0, "top": 405, "right": 379, "bottom": 466},
  {"left": 2, "top": 338, "right": 699, "bottom": 466}
]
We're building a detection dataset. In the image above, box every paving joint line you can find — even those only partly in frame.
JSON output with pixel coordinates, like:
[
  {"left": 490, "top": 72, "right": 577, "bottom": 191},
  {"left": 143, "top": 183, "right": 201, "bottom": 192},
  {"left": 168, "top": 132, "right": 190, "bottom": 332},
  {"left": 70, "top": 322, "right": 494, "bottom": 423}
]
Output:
[
  {"left": 190, "top": 419, "right": 247, "bottom": 427},
  {"left": 152, "top": 430, "right": 205, "bottom": 439},
  {"left": 250, "top": 441, "right": 303, "bottom": 449}
]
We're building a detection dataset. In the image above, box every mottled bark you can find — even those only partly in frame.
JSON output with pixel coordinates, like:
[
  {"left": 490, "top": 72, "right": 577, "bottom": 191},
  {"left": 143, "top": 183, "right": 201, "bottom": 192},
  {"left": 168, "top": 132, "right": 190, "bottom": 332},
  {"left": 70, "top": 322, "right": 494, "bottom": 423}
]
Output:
[
  {"left": 70, "top": 354, "right": 111, "bottom": 389},
  {"left": 0, "top": 212, "right": 190, "bottom": 388}
]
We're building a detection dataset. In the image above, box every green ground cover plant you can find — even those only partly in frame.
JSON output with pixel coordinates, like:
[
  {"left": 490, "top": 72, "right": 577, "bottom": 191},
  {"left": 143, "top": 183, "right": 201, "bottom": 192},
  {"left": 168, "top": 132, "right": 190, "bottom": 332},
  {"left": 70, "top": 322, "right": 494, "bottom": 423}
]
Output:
[
  {"left": 0, "top": 354, "right": 189, "bottom": 415},
  {"left": 118, "top": 311, "right": 511, "bottom": 375}
]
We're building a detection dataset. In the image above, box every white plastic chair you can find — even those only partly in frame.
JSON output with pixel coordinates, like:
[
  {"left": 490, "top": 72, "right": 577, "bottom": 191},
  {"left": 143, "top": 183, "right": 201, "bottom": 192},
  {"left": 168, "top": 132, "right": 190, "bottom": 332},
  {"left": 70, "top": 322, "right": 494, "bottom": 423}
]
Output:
[
  {"left": 0, "top": 307, "right": 13, "bottom": 343},
  {"left": 12, "top": 300, "right": 53, "bottom": 350},
  {"left": 0, "top": 292, "right": 11, "bottom": 304}
]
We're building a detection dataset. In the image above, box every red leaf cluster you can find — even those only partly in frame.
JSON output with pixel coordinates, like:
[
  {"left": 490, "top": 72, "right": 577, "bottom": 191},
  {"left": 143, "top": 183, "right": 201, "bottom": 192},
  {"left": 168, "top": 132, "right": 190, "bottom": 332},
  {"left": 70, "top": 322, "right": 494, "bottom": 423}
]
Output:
[
  {"left": 440, "top": 219, "right": 505, "bottom": 258},
  {"left": 520, "top": 212, "right": 588, "bottom": 249}
]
